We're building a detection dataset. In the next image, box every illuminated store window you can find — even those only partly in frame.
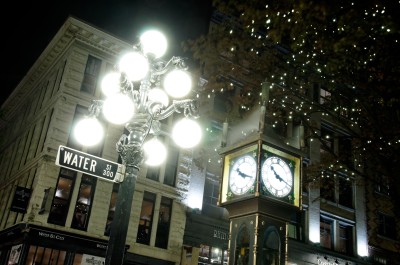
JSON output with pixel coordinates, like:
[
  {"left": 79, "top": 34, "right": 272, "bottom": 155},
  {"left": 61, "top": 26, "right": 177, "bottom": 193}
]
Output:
[
  {"left": 198, "top": 245, "right": 227, "bottom": 265},
  {"left": 25, "top": 245, "right": 66, "bottom": 265},
  {"left": 199, "top": 244, "right": 210, "bottom": 264}
]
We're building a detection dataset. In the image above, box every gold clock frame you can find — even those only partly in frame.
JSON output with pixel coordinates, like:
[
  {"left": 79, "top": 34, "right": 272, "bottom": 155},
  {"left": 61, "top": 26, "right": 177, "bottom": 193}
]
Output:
[
  {"left": 220, "top": 144, "right": 258, "bottom": 203},
  {"left": 219, "top": 137, "right": 302, "bottom": 208},
  {"left": 261, "top": 144, "right": 301, "bottom": 207}
]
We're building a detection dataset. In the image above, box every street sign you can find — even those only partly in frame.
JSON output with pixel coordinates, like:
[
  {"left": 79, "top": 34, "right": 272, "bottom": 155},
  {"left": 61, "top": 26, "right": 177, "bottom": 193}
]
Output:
[{"left": 56, "top": 145, "right": 125, "bottom": 182}]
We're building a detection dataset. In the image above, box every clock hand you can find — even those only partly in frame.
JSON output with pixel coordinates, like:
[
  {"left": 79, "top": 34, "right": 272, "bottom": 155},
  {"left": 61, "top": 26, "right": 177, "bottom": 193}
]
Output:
[
  {"left": 236, "top": 168, "right": 252, "bottom": 179},
  {"left": 270, "top": 166, "right": 291, "bottom": 187}
]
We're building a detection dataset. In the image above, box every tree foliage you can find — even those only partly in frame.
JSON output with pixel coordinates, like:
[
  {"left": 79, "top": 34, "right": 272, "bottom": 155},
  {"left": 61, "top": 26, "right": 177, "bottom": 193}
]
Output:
[{"left": 184, "top": 0, "right": 400, "bottom": 194}]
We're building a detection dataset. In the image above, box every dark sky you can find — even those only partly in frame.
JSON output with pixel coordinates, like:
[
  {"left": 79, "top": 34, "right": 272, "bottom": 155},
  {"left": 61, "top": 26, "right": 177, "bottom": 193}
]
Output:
[{"left": 1, "top": 0, "right": 212, "bottom": 105}]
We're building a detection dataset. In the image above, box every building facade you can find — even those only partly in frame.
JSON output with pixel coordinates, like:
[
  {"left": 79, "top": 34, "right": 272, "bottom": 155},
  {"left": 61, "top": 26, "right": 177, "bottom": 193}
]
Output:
[
  {"left": 0, "top": 16, "right": 202, "bottom": 265},
  {"left": 0, "top": 11, "right": 399, "bottom": 265},
  {"left": 188, "top": 6, "right": 400, "bottom": 264}
]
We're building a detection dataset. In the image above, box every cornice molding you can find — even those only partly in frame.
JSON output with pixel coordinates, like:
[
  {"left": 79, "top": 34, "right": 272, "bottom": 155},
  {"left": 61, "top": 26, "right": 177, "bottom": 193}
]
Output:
[{"left": 0, "top": 16, "right": 130, "bottom": 126}]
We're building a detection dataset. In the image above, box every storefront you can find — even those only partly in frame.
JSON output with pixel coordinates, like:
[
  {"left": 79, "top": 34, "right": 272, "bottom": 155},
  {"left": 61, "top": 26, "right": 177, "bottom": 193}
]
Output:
[
  {"left": 1, "top": 223, "right": 180, "bottom": 265},
  {"left": 287, "top": 239, "right": 371, "bottom": 265},
  {"left": 183, "top": 212, "right": 229, "bottom": 265},
  {"left": 0, "top": 223, "right": 109, "bottom": 265}
]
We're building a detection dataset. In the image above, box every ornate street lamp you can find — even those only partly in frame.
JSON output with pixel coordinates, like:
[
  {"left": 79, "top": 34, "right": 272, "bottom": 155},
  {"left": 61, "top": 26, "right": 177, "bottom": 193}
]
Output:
[{"left": 73, "top": 29, "right": 201, "bottom": 265}]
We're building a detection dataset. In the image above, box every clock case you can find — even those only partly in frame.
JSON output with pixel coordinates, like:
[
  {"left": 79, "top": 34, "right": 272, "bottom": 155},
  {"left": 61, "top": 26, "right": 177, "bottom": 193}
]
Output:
[{"left": 219, "top": 134, "right": 303, "bottom": 211}]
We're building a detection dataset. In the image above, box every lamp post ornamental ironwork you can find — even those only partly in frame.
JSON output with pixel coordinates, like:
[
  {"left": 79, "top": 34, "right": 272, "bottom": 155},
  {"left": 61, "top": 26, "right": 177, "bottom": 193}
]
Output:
[{"left": 74, "top": 29, "right": 201, "bottom": 265}]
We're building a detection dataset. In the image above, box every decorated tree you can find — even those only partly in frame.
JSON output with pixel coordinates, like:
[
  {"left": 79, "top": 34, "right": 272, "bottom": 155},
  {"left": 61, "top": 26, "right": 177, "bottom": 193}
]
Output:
[{"left": 184, "top": 0, "right": 400, "bottom": 207}]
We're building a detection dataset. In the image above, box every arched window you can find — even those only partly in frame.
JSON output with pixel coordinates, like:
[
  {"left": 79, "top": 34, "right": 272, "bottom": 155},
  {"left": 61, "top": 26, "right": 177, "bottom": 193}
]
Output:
[
  {"left": 234, "top": 224, "right": 250, "bottom": 265},
  {"left": 262, "top": 226, "right": 280, "bottom": 265}
]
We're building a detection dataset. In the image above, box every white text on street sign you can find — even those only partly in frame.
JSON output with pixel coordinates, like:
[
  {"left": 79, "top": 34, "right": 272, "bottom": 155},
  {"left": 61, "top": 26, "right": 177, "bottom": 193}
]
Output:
[{"left": 56, "top": 145, "right": 124, "bottom": 182}]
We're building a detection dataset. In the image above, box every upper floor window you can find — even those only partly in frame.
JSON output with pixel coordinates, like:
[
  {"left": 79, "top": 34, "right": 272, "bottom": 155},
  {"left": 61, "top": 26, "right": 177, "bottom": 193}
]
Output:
[
  {"left": 48, "top": 168, "right": 76, "bottom": 226},
  {"left": 320, "top": 217, "right": 333, "bottom": 249},
  {"left": 320, "top": 215, "right": 354, "bottom": 255},
  {"left": 145, "top": 136, "right": 165, "bottom": 182},
  {"left": 338, "top": 223, "right": 353, "bottom": 255},
  {"left": 320, "top": 172, "right": 335, "bottom": 202},
  {"left": 146, "top": 166, "right": 160, "bottom": 182},
  {"left": 213, "top": 90, "right": 235, "bottom": 114},
  {"left": 320, "top": 88, "right": 331, "bottom": 105},
  {"left": 68, "top": 105, "right": 88, "bottom": 151},
  {"left": 155, "top": 197, "right": 173, "bottom": 249},
  {"left": 164, "top": 144, "right": 179, "bottom": 187},
  {"left": 375, "top": 174, "right": 390, "bottom": 197},
  {"left": 48, "top": 105, "right": 88, "bottom": 225},
  {"left": 320, "top": 126, "right": 335, "bottom": 154},
  {"left": 137, "top": 191, "right": 156, "bottom": 245},
  {"left": 377, "top": 212, "right": 396, "bottom": 240},
  {"left": 105, "top": 183, "right": 119, "bottom": 236},
  {"left": 314, "top": 85, "right": 349, "bottom": 117},
  {"left": 71, "top": 174, "right": 96, "bottom": 231},
  {"left": 81, "top": 55, "right": 102, "bottom": 95},
  {"left": 320, "top": 171, "right": 353, "bottom": 209},
  {"left": 144, "top": 135, "right": 178, "bottom": 186},
  {"left": 203, "top": 174, "right": 219, "bottom": 206},
  {"left": 338, "top": 177, "right": 353, "bottom": 208}
]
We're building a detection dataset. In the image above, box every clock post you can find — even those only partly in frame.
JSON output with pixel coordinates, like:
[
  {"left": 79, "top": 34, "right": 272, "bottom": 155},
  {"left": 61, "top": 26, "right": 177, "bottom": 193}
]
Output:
[{"left": 218, "top": 117, "right": 304, "bottom": 264}]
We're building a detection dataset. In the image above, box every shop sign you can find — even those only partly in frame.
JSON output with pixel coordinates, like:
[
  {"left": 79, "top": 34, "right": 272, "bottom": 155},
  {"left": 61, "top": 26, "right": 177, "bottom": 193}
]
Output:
[
  {"left": 30, "top": 228, "right": 107, "bottom": 250},
  {"left": 213, "top": 229, "right": 229, "bottom": 240},
  {"left": 81, "top": 254, "right": 105, "bottom": 265},
  {"left": 10, "top": 186, "right": 31, "bottom": 213},
  {"left": 7, "top": 244, "right": 22, "bottom": 265},
  {"left": 317, "top": 258, "right": 341, "bottom": 265}
]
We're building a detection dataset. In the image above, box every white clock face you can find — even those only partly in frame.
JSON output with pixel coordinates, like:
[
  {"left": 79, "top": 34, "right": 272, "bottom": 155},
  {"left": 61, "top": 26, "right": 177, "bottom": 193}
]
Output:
[
  {"left": 229, "top": 155, "right": 257, "bottom": 195},
  {"left": 261, "top": 156, "right": 293, "bottom": 197}
]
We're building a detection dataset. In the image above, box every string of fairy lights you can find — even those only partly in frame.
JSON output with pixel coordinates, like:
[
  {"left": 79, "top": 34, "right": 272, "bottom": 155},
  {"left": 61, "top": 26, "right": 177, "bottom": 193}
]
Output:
[{"left": 196, "top": 1, "right": 400, "bottom": 178}]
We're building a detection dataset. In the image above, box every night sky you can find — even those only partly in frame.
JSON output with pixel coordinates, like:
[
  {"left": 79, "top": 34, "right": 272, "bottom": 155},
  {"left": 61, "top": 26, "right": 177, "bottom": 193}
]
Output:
[{"left": 1, "top": 0, "right": 213, "bottom": 105}]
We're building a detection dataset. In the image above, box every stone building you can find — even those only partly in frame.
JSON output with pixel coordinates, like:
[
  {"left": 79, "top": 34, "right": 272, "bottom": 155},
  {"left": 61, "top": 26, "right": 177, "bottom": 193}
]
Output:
[{"left": 0, "top": 16, "right": 204, "bottom": 265}]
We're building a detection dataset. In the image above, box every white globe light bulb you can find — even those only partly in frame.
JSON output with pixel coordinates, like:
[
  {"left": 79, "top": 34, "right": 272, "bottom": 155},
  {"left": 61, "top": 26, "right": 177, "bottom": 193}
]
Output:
[
  {"left": 101, "top": 72, "right": 121, "bottom": 97},
  {"left": 74, "top": 117, "right": 104, "bottom": 146},
  {"left": 118, "top": 52, "right": 149, "bottom": 81},
  {"left": 143, "top": 138, "right": 167, "bottom": 166},
  {"left": 140, "top": 30, "right": 168, "bottom": 58},
  {"left": 163, "top": 69, "right": 192, "bottom": 98},
  {"left": 103, "top": 93, "right": 135, "bottom": 124},
  {"left": 172, "top": 118, "right": 202, "bottom": 148}
]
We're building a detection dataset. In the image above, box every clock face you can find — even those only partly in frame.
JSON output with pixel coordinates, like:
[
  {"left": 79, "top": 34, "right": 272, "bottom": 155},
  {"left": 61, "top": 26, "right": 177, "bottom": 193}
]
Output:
[
  {"left": 229, "top": 155, "right": 257, "bottom": 195},
  {"left": 261, "top": 156, "right": 293, "bottom": 197}
]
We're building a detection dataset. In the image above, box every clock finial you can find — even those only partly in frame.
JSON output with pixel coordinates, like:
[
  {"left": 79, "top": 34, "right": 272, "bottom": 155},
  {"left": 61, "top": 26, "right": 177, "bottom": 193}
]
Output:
[{"left": 259, "top": 80, "right": 271, "bottom": 134}]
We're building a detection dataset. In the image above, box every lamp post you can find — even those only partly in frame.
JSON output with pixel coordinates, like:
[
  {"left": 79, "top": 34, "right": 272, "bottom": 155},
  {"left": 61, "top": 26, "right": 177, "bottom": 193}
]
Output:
[{"left": 73, "top": 29, "right": 202, "bottom": 265}]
